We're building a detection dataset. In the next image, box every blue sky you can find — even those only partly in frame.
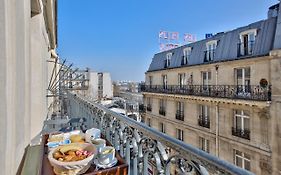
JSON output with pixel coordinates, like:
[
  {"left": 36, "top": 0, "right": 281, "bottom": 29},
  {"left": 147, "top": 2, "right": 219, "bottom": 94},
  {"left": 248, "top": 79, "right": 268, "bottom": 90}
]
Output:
[{"left": 57, "top": 0, "right": 278, "bottom": 82}]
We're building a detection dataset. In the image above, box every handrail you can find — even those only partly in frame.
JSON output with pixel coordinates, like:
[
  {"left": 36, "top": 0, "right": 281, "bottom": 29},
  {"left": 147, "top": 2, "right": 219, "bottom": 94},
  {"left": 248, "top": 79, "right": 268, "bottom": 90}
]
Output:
[{"left": 68, "top": 92, "right": 254, "bottom": 175}]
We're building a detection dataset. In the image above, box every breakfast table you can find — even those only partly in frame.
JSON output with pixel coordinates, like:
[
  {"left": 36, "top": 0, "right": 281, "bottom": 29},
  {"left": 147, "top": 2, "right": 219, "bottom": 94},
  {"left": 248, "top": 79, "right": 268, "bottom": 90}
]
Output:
[{"left": 41, "top": 133, "right": 128, "bottom": 175}]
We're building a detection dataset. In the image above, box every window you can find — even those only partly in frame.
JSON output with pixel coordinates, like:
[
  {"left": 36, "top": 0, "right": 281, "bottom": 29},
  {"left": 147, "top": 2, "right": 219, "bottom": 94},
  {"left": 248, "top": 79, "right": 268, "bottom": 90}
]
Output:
[
  {"left": 234, "top": 149, "right": 251, "bottom": 171},
  {"left": 159, "top": 122, "right": 165, "bottom": 133},
  {"left": 235, "top": 67, "right": 250, "bottom": 93},
  {"left": 202, "top": 72, "right": 211, "bottom": 86},
  {"left": 148, "top": 76, "right": 153, "bottom": 87},
  {"left": 176, "top": 129, "right": 184, "bottom": 141},
  {"left": 205, "top": 40, "right": 217, "bottom": 62},
  {"left": 239, "top": 29, "right": 257, "bottom": 56},
  {"left": 165, "top": 53, "right": 172, "bottom": 68},
  {"left": 233, "top": 110, "right": 250, "bottom": 139},
  {"left": 159, "top": 99, "right": 166, "bottom": 116},
  {"left": 202, "top": 71, "right": 211, "bottom": 92},
  {"left": 198, "top": 105, "right": 210, "bottom": 128},
  {"left": 182, "top": 47, "right": 191, "bottom": 65},
  {"left": 147, "top": 118, "right": 151, "bottom": 127},
  {"left": 178, "top": 73, "right": 186, "bottom": 88},
  {"left": 199, "top": 137, "right": 209, "bottom": 153},
  {"left": 146, "top": 97, "right": 152, "bottom": 112},
  {"left": 162, "top": 75, "right": 168, "bottom": 89},
  {"left": 176, "top": 102, "right": 184, "bottom": 121}
]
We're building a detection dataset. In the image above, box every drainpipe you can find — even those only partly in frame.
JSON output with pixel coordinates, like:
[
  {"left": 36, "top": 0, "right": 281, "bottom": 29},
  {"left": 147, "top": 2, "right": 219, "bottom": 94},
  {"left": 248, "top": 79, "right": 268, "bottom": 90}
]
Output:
[{"left": 215, "top": 65, "right": 219, "bottom": 157}]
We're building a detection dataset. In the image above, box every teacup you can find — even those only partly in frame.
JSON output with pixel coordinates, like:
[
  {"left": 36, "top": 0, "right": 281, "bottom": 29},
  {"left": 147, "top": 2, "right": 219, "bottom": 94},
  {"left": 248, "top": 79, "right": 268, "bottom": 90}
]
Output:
[
  {"left": 85, "top": 128, "right": 101, "bottom": 142},
  {"left": 99, "top": 146, "right": 115, "bottom": 165},
  {"left": 91, "top": 138, "right": 106, "bottom": 153}
]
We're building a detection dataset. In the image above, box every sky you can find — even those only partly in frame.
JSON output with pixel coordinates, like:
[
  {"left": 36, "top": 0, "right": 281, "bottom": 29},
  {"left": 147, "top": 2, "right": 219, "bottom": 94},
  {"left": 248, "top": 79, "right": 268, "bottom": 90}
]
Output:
[{"left": 57, "top": 0, "right": 278, "bottom": 82}]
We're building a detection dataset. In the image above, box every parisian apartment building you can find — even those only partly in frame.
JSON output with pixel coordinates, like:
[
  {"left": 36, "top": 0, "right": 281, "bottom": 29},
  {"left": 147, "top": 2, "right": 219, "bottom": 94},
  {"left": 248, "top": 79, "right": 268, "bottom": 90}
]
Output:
[{"left": 142, "top": 3, "right": 281, "bottom": 175}]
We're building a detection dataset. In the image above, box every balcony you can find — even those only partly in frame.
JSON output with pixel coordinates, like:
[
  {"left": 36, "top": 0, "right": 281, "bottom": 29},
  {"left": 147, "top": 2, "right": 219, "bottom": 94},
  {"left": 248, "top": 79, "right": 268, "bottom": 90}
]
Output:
[
  {"left": 159, "top": 107, "right": 166, "bottom": 116},
  {"left": 237, "top": 41, "right": 255, "bottom": 57},
  {"left": 175, "top": 110, "right": 184, "bottom": 121},
  {"left": 19, "top": 92, "right": 254, "bottom": 175},
  {"left": 146, "top": 104, "right": 152, "bottom": 112},
  {"left": 198, "top": 115, "right": 210, "bottom": 128},
  {"left": 232, "top": 127, "right": 251, "bottom": 140},
  {"left": 204, "top": 49, "right": 215, "bottom": 62},
  {"left": 141, "top": 85, "right": 271, "bottom": 101}
]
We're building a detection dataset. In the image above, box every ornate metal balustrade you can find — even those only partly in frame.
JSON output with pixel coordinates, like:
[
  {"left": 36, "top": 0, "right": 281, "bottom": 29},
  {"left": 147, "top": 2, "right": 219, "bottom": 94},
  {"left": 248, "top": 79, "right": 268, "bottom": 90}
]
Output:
[
  {"left": 141, "top": 85, "right": 271, "bottom": 101},
  {"left": 232, "top": 127, "right": 251, "bottom": 140},
  {"left": 67, "top": 92, "right": 254, "bottom": 175}
]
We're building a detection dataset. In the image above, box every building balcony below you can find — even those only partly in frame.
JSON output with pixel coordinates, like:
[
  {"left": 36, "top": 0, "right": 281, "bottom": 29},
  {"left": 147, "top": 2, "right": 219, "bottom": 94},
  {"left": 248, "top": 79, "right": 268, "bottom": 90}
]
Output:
[{"left": 141, "top": 85, "right": 271, "bottom": 102}]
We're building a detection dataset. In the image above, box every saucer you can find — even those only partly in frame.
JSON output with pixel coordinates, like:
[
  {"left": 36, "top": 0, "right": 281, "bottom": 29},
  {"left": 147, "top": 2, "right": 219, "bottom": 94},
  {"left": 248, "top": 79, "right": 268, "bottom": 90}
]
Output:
[{"left": 94, "top": 157, "right": 118, "bottom": 169}]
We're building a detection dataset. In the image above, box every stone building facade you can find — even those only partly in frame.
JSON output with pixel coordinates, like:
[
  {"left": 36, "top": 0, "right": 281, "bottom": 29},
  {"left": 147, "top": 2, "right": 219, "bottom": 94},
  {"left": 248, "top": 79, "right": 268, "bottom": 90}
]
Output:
[
  {"left": 142, "top": 3, "right": 281, "bottom": 175},
  {"left": 0, "top": 0, "right": 57, "bottom": 174}
]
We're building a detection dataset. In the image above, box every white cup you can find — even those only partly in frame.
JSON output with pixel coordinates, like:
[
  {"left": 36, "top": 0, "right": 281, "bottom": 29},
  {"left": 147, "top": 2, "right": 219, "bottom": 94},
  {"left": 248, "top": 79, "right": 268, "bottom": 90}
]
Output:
[
  {"left": 91, "top": 138, "right": 106, "bottom": 153},
  {"left": 99, "top": 146, "right": 115, "bottom": 164},
  {"left": 85, "top": 128, "right": 101, "bottom": 142}
]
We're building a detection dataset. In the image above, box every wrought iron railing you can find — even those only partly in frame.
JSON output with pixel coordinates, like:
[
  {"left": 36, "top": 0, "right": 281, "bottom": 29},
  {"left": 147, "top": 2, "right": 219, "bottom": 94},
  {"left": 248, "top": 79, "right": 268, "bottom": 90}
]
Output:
[
  {"left": 232, "top": 127, "right": 251, "bottom": 140},
  {"left": 66, "top": 92, "right": 254, "bottom": 175},
  {"left": 237, "top": 41, "right": 255, "bottom": 57},
  {"left": 198, "top": 115, "right": 210, "bottom": 128},
  {"left": 175, "top": 110, "right": 184, "bottom": 121},
  {"left": 141, "top": 85, "right": 271, "bottom": 101}
]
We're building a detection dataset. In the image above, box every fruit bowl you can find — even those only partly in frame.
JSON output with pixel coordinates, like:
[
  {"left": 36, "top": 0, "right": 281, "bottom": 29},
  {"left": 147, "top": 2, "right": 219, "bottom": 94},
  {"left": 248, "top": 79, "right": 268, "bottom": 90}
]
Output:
[{"left": 48, "top": 143, "right": 97, "bottom": 175}]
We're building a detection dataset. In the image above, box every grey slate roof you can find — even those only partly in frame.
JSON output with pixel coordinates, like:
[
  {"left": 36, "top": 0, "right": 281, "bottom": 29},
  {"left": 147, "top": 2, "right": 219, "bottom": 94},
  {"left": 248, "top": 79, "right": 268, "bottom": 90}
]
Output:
[{"left": 147, "top": 17, "right": 277, "bottom": 72}]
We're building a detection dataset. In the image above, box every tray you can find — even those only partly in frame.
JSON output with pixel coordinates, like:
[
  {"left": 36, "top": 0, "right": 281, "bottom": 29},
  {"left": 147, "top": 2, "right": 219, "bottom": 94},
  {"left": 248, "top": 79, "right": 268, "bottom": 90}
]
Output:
[{"left": 41, "top": 134, "right": 128, "bottom": 175}]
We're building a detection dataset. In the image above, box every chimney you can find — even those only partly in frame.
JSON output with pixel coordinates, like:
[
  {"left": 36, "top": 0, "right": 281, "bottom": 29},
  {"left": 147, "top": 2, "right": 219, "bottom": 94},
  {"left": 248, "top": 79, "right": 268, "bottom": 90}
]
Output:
[
  {"left": 268, "top": 3, "right": 279, "bottom": 18},
  {"left": 273, "top": 1, "right": 281, "bottom": 49}
]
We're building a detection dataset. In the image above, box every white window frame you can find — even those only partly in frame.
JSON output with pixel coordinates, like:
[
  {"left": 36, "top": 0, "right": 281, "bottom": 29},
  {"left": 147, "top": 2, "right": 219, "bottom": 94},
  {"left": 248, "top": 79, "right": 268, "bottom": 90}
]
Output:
[
  {"left": 235, "top": 67, "right": 250, "bottom": 92},
  {"left": 148, "top": 76, "right": 153, "bottom": 86},
  {"left": 183, "top": 47, "right": 192, "bottom": 65},
  {"left": 178, "top": 73, "right": 186, "bottom": 87},
  {"left": 234, "top": 110, "right": 250, "bottom": 131},
  {"left": 205, "top": 40, "right": 217, "bottom": 61},
  {"left": 234, "top": 149, "right": 251, "bottom": 170},
  {"left": 239, "top": 29, "right": 257, "bottom": 56},
  {"left": 202, "top": 71, "right": 211, "bottom": 86},
  {"left": 166, "top": 52, "right": 172, "bottom": 67}
]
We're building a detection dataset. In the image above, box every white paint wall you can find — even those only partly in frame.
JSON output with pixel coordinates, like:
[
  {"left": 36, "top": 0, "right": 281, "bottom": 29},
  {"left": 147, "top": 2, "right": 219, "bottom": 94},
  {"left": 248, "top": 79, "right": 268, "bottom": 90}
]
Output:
[{"left": 0, "top": 0, "right": 56, "bottom": 174}]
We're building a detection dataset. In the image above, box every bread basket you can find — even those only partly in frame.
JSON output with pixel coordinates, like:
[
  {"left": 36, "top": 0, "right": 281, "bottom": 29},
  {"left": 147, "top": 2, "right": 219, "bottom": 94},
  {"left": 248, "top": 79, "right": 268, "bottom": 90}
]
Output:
[{"left": 48, "top": 143, "right": 97, "bottom": 175}]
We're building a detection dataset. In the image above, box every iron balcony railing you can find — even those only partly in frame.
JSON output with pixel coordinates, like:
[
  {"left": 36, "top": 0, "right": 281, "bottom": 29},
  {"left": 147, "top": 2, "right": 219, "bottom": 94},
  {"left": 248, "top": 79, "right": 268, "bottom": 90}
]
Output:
[
  {"left": 146, "top": 104, "right": 152, "bottom": 112},
  {"left": 175, "top": 110, "right": 184, "bottom": 121},
  {"left": 237, "top": 41, "right": 255, "bottom": 57},
  {"left": 159, "top": 107, "right": 166, "bottom": 116},
  {"left": 232, "top": 127, "right": 251, "bottom": 140},
  {"left": 65, "top": 92, "right": 254, "bottom": 175},
  {"left": 204, "top": 49, "right": 215, "bottom": 62},
  {"left": 141, "top": 85, "right": 272, "bottom": 101},
  {"left": 198, "top": 115, "right": 210, "bottom": 128}
]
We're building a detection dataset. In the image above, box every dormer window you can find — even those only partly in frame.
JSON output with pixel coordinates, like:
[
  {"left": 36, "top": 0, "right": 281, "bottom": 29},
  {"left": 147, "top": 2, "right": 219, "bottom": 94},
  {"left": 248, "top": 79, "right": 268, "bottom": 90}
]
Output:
[
  {"left": 205, "top": 40, "right": 217, "bottom": 62},
  {"left": 164, "top": 53, "right": 172, "bottom": 68},
  {"left": 182, "top": 47, "right": 191, "bottom": 65},
  {"left": 238, "top": 29, "right": 257, "bottom": 57}
]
